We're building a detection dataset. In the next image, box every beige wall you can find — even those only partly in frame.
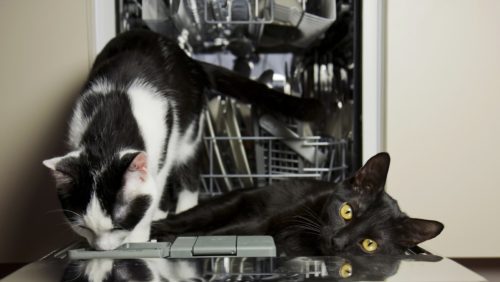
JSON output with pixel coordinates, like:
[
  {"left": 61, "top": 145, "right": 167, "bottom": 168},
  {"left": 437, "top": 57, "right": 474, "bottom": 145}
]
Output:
[
  {"left": 0, "top": 0, "right": 92, "bottom": 262},
  {"left": 385, "top": 0, "right": 500, "bottom": 257}
]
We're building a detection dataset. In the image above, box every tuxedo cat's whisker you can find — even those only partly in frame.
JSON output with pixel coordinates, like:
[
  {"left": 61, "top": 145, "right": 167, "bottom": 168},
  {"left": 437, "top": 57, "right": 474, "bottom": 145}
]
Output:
[
  {"left": 54, "top": 221, "right": 73, "bottom": 227},
  {"left": 45, "top": 209, "right": 84, "bottom": 220}
]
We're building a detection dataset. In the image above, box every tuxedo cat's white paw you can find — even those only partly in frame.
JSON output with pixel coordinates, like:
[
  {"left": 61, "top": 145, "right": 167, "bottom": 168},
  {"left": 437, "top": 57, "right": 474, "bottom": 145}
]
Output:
[
  {"left": 153, "top": 209, "right": 169, "bottom": 220},
  {"left": 175, "top": 190, "right": 199, "bottom": 214}
]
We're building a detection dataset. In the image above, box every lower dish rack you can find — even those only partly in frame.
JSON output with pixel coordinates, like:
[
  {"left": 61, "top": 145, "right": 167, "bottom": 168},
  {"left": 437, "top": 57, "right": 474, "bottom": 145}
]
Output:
[{"left": 199, "top": 100, "right": 349, "bottom": 198}]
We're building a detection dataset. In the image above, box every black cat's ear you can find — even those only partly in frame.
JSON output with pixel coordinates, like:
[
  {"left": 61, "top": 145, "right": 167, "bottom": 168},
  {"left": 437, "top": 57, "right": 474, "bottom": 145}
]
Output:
[
  {"left": 395, "top": 218, "right": 444, "bottom": 247},
  {"left": 352, "top": 152, "right": 390, "bottom": 193},
  {"left": 43, "top": 151, "right": 80, "bottom": 185}
]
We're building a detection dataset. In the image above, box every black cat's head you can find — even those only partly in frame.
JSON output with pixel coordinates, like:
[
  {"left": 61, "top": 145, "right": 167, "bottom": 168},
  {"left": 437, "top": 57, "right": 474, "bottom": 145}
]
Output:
[
  {"left": 43, "top": 150, "right": 156, "bottom": 250},
  {"left": 317, "top": 153, "right": 444, "bottom": 255}
]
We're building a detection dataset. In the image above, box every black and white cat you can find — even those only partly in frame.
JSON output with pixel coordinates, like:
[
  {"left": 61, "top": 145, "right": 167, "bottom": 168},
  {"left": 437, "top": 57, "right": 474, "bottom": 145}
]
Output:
[
  {"left": 43, "top": 30, "right": 323, "bottom": 250},
  {"left": 151, "top": 153, "right": 444, "bottom": 256}
]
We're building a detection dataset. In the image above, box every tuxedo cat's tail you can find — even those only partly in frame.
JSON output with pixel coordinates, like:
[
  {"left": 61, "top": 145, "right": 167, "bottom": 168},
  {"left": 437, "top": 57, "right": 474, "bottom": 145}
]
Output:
[{"left": 199, "top": 62, "right": 325, "bottom": 121}]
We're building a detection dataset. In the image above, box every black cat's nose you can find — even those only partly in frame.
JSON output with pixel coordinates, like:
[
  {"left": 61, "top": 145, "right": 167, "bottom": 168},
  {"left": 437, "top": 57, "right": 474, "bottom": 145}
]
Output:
[{"left": 332, "top": 237, "right": 348, "bottom": 250}]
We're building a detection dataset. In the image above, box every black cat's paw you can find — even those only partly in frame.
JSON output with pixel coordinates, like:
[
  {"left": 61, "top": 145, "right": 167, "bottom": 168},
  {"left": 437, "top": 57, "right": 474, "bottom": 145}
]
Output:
[{"left": 150, "top": 222, "right": 177, "bottom": 242}]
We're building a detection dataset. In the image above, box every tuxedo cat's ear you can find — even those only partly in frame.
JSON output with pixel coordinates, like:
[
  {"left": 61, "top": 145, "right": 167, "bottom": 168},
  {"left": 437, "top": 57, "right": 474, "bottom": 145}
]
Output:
[
  {"left": 353, "top": 152, "right": 390, "bottom": 193},
  {"left": 42, "top": 151, "right": 80, "bottom": 185},
  {"left": 122, "top": 151, "right": 148, "bottom": 182},
  {"left": 395, "top": 218, "right": 444, "bottom": 247}
]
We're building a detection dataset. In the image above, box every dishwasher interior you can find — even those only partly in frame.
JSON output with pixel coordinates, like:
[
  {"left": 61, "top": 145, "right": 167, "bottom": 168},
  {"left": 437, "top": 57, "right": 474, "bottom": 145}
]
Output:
[{"left": 116, "top": 0, "right": 362, "bottom": 198}]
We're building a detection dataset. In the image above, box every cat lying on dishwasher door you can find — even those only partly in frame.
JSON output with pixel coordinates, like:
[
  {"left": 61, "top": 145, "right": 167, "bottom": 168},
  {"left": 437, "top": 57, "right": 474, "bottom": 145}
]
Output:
[{"left": 152, "top": 153, "right": 444, "bottom": 256}]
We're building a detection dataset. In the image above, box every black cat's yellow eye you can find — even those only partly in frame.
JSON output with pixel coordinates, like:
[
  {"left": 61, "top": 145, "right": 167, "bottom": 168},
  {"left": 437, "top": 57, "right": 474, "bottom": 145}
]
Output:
[
  {"left": 339, "top": 262, "right": 353, "bottom": 278},
  {"left": 339, "top": 203, "right": 353, "bottom": 220},
  {"left": 361, "top": 238, "right": 378, "bottom": 253}
]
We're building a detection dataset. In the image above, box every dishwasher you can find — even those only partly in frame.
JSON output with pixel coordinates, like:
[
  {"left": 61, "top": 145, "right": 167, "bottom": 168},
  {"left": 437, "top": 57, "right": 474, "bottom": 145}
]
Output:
[{"left": 117, "top": 0, "right": 362, "bottom": 198}]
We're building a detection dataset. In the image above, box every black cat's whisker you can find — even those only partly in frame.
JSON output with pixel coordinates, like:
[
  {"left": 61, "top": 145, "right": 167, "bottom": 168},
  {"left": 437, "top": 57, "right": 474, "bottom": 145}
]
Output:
[
  {"left": 295, "top": 225, "right": 320, "bottom": 234},
  {"left": 302, "top": 206, "right": 325, "bottom": 225},
  {"left": 288, "top": 218, "right": 321, "bottom": 234},
  {"left": 289, "top": 222, "right": 320, "bottom": 234},
  {"left": 286, "top": 224, "right": 320, "bottom": 236},
  {"left": 293, "top": 215, "right": 321, "bottom": 228},
  {"left": 289, "top": 229, "right": 320, "bottom": 237},
  {"left": 299, "top": 230, "right": 321, "bottom": 236},
  {"left": 302, "top": 206, "right": 319, "bottom": 220},
  {"left": 294, "top": 214, "right": 320, "bottom": 225},
  {"left": 290, "top": 219, "right": 321, "bottom": 231}
]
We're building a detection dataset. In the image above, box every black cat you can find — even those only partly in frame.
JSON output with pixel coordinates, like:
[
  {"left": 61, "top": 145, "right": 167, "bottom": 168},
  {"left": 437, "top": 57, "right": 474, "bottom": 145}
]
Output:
[{"left": 151, "top": 153, "right": 444, "bottom": 256}]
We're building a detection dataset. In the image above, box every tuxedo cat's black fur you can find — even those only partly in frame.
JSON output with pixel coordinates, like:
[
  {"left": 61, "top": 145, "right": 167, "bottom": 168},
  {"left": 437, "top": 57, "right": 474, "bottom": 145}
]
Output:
[
  {"left": 43, "top": 30, "right": 324, "bottom": 250},
  {"left": 151, "top": 153, "right": 444, "bottom": 256}
]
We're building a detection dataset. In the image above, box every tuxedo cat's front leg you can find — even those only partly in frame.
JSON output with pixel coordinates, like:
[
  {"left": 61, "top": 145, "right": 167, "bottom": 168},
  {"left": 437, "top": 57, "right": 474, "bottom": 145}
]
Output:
[
  {"left": 156, "top": 150, "right": 202, "bottom": 219},
  {"left": 153, "top": 209, "right": 169, "bottom": 221},
  {"left": 172, "top": 113, "right": 204, "bottom": 214},
  {"left": 175, "top": 154, "right": 202, "bottom": 213}
]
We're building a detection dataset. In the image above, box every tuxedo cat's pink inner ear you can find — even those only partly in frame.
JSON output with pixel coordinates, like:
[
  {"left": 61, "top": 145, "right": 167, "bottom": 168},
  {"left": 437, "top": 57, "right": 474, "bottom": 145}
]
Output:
[
  {"left": 128, "top": 152, "right": 147, "bottom": 171},
  {"left": 128, "top": 152, "right": 148, "bottom": 181}
]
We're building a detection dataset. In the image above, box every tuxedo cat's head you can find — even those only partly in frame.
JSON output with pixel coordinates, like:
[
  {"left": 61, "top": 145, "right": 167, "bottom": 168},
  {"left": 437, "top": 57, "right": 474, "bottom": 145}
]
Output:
[
  {"left": 43, "top": 150, "right": 157, "bottom": 250},
  {"left": 316, "top": 153, "right": 444, "bottom": 255}
]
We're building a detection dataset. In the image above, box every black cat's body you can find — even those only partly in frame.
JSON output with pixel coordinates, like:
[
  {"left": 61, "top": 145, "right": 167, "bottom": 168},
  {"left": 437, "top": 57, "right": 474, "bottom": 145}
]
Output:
[{"left": 152, "top": 153, "right": 444, "bottom": 256}]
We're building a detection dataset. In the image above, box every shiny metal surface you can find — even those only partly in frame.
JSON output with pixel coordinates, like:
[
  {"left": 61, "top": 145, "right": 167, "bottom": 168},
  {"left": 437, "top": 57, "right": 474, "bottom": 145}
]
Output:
[{"left": 4, "top": 254, "right": 486, "bottom": 281}]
